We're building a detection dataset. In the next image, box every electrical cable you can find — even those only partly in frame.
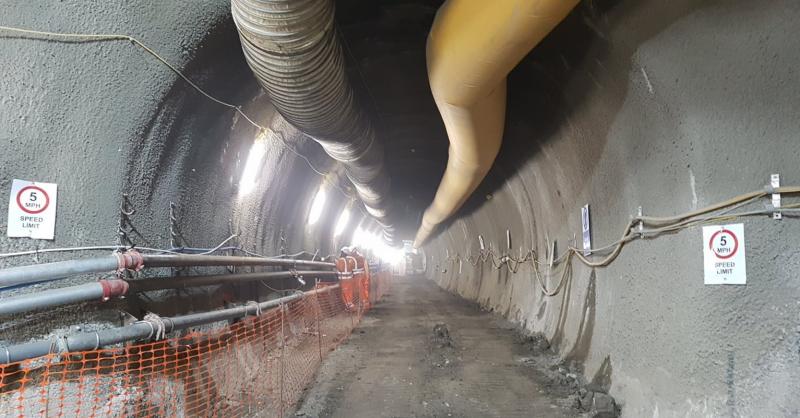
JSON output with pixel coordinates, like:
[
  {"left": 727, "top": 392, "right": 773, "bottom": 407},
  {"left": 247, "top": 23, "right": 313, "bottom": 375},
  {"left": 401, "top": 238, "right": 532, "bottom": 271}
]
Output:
[
  {"left": 0, "top": 25, "right": 353, "bottom": 200},
  {"left": 438, "top": 187, "right": 800, "bottom": 296},
  {"left": 195, "top": 235, "right": 238, "bottom": 255},
  {"left": 0, "top": 234, "right": 331, "bottom": 264}
]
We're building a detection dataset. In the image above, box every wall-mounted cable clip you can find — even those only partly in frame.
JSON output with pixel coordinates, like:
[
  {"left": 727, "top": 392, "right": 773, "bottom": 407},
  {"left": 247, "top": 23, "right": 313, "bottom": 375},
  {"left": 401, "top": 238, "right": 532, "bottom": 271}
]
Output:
[
  {"left": 637, "top": 206, "right": 644, "bottom": 234},
  {"left": 770, "top": 174, "right": 782, "bottom": 220}
]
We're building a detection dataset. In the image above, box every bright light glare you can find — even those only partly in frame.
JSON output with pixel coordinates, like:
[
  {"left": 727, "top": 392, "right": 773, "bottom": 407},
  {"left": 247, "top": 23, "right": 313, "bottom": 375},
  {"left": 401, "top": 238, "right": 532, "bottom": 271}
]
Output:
[
  {"left": 351, "top": 226, "right": 404, "bottom": 266},
  {"left": 307, "top": 187, "right": 327, "bottom": 226},
  {"left": 375, "top": 244, "right": 404, "bottom": 266},
  {"left": 333, "top": 208, "right": 350, "bottom": 237},
  {"left": 352, "top": 227, "right": 372, "bottom": 249},
  {"left": 238, "top": 134, "right": 266, "bottom": 196}
]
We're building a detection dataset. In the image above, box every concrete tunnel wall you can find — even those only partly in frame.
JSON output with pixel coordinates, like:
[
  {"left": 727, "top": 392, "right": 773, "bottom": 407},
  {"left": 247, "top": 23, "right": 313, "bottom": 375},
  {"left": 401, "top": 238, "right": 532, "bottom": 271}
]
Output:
[
  {"left": 0, "top": 0, "right": 798, "bottom": 417},
  {"left": 0, "top": 1, "right": 359, "bottom": 344},
  {"left": 424, "top": 0, "right": 800, "bottom": 416}
]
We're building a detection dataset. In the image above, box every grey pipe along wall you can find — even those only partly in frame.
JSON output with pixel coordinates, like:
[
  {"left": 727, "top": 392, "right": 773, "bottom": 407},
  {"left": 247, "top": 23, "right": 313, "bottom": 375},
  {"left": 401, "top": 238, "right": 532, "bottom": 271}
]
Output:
[{"left": 0, "top": 284, "right": 340, "bottom": 364}]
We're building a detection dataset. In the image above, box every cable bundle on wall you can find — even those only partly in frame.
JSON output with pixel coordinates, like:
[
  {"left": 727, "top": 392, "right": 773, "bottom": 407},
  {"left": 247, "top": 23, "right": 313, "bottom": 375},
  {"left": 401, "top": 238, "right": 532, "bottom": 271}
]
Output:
[{"left": 436, "top": 186, "right": 800, "bottom": 296}]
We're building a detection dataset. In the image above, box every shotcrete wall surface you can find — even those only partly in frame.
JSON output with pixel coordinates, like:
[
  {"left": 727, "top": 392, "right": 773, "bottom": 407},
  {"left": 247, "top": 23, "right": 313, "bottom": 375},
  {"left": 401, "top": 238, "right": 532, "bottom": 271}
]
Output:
[
  {"left": 0, "top": 1, "right": 347, "bottom": 343},
  {"left": 426, "top": 1, "right": 800, "bottom": 416},
  {"left": 1, "top": 0, "right": 799, "bottom": 417}
]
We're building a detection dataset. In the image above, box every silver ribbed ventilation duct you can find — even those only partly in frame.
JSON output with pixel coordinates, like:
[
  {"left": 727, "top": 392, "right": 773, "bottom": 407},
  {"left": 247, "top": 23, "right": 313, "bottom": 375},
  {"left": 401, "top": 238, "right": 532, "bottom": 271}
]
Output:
[{"left": 232, "top": 0, "right": 395, "bottom": 243}]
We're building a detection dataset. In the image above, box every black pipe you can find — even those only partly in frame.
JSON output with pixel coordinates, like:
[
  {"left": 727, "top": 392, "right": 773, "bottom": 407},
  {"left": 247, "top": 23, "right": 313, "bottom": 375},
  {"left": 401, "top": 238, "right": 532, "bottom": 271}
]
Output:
[
  {"left": 0, "top": 253, "right": 335, "bottom": 289},
  {"left": 139, "top": 254, "right": 334, "bottom": 270},
  {"left": 127, "top": 270, "right": 339, "bottom": 292},
  {"left": 0, "top": 284, "right": 340, "bottom": 364}
]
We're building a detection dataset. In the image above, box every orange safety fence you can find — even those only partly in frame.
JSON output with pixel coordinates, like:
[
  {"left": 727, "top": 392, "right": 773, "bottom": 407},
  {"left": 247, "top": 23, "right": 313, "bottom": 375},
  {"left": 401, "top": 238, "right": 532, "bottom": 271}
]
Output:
[{"left": 0, "top": 273, "right": 391, "bottom": 417}]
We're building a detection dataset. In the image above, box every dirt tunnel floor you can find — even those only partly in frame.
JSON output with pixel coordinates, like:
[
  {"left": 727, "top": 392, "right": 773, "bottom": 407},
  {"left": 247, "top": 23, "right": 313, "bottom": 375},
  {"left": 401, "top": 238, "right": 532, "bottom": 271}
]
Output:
[{"left": 294, "top": 275, "right": 585, "bottom": 418}]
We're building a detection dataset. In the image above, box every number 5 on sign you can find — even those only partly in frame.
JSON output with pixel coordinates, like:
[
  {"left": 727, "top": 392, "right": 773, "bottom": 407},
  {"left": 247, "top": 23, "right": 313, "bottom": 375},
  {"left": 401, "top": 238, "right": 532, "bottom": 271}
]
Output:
[{"left": 7, "top": 179, "right": 58, "bottom": 240}]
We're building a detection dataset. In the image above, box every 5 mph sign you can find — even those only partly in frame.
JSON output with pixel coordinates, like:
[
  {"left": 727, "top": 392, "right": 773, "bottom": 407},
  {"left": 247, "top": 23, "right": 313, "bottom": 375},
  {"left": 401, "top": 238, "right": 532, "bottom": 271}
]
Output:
[
  {"left": 702, "top": 223, "right": 746, "bottom": 285},
  {"left": 7, "top": 179, "right": 57, "bottom": 240}
]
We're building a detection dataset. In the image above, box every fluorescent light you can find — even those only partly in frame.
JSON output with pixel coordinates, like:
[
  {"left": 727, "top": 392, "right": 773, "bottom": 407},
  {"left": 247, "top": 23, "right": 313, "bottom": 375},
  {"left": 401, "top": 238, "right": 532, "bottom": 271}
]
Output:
[
  {"left": 238, "top": 133, "right": 267, "bottom": 196},
  {"left": 333, "top": 208, "right": 351, "bottom": 237},
  {"left": 307, "top": 186, "right": 327, "bottom": 226},
  {"left": 375, "top": 243, "right": 404, "bottom": 266},
  {"left": 352, "top": 226, "right": 369, "bottom": 249},
  {"left": 350, "top": 226, "right": 404, "bottom": 266}
]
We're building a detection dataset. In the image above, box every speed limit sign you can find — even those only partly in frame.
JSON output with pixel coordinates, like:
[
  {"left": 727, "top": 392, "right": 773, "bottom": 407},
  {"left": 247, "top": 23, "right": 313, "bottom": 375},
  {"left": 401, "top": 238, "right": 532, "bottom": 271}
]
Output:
[
  {"left": 702, "top": 224, "right": 746, "bottom": 284},
  {"left": 7, "top": 179, "right": 58, "bottom": 239}
]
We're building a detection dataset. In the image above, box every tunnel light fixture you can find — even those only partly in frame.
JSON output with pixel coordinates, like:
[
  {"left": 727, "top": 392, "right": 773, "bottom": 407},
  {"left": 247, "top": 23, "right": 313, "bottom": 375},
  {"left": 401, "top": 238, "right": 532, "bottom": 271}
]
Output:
[
  {"left": 333, "top": 208, "right": 351, "bottom": 237},
  {"left": 351, "top": 226, "right": 370, "bottom": 250},
  {"left": 375, "top": 244, "right": 404, "bottom": 266},
  {"left": 351, "top": 226, "right": 404, "bottom": 266},
  {"left": 238, "top": 133, "right": 267, "bottom": 197},
  {"left": 307, "top": 186, "right": 327, "bottom": 226}
]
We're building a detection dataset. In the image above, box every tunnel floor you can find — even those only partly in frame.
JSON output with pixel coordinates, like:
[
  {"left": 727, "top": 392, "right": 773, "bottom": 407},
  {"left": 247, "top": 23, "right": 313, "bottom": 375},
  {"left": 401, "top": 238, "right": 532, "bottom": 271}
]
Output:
[{"left": 294, "top": 276, "right": 580, "bottom": 418}]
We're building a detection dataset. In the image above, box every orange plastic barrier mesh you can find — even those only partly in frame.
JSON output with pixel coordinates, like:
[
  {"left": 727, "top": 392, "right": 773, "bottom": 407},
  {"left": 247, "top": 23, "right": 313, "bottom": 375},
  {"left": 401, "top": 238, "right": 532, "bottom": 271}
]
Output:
[{"left": 0, "top": 274, "right": 390, "bottom": 417}]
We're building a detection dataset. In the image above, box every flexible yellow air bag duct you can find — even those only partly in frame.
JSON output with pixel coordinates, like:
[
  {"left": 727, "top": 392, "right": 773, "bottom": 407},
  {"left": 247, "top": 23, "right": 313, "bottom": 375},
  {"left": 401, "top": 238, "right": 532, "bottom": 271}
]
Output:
[{"left": 414, "top": 0, "right": 580, "bottom": 247}]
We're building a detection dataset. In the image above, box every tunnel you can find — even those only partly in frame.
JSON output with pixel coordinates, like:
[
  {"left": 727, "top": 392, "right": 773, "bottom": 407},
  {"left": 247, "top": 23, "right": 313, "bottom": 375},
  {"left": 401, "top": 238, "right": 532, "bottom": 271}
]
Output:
[{"left": 0, "top": 0, "right": 799, "bottom": 417}]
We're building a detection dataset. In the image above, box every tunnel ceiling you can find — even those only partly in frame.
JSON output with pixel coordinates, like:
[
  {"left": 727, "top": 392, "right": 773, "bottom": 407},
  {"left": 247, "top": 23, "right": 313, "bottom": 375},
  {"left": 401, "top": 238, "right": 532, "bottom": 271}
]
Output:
[{"left": 335, "top": 0, "right": 449, "bottom": 237}]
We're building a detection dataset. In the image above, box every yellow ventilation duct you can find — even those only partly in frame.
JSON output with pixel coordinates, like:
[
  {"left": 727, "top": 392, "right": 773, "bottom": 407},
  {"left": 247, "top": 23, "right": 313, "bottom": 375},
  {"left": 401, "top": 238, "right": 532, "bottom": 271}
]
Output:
[{"left": 414, "top": 0, "right": 579, "bottom": 247}]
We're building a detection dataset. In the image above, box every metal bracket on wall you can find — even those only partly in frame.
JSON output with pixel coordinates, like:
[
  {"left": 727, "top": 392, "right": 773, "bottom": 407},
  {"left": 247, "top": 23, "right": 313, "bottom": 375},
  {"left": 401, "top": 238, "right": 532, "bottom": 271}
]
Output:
[
  {"left": 227, "top": 218, "right": 239, "bottom": 274},
  {"left": 637, "top": 206, "right": 644, "bottom": 234},
  {"left": 279, "top": 228, "right": 287, "bottom": 255},
  {"left": 169, "top": 202, "right": 184, "bottom": 249},
  {"left": 168, "top": 202, "right": 189, "bottom": 278},
  {"left": 581, "top": 204, "right": 592, "bottom": 256},
  {"left": 117, "top": 193, "right": 138, "bottom": 279},
  {"left": 117, "top": 194, "right": 136, "bottom": 248},
  {"left": 771, "top": 174, "right": 782, "bottom": 220}
]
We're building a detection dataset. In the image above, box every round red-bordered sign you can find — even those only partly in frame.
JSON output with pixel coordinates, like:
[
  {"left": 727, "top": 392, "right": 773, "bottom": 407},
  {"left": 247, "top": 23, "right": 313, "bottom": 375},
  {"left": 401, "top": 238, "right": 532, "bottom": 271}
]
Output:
[
  {"left": 16, "top": 185, "right": 50, "bottom": 215},
  {"left": 708, "top": 228, "right": 738, "bottom": 259}
]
